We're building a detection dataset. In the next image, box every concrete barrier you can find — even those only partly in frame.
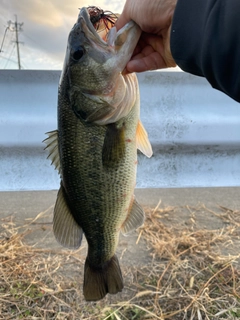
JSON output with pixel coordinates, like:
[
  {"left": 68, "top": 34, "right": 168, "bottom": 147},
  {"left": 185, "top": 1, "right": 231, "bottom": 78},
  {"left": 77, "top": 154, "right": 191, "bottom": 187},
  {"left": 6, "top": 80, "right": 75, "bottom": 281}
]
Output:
[{"left": 0, "top": 70, "right": 240, "bottom": 191}]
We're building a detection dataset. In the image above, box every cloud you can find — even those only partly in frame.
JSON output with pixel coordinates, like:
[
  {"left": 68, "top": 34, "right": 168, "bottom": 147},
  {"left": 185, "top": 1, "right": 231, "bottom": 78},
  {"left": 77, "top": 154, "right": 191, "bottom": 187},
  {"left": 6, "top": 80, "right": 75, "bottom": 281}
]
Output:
[{"left": 0, "top": 0, "right": 124, "bottom": 69}]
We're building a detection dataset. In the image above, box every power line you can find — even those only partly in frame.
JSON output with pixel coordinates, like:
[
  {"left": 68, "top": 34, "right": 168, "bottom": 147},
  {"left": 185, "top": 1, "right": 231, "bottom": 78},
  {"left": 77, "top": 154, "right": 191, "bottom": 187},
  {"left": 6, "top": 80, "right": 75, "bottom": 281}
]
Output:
[
  {"left": 0, "top": 31, "right": 14, "bottom": 69},
  {"left": 0, "top": 26, "right": 9, "bottom": 53},
  {"left": 8, "top": 15, "right": 24, "bottom": 70},
  {"left": 4, "top": 43, "right": 16, "bottom": 69},
  {"left": 0, "top": 53, "right": 18, "bottom": 65}
]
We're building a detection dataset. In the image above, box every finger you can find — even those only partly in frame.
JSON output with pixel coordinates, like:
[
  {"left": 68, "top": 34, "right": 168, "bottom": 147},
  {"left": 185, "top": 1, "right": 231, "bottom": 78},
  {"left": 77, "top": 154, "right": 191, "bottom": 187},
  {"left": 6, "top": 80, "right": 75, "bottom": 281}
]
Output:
[
  {"left": 115, "top": 13, "right": 130, "bottom": 31},
  {"left": 126, "top": 52, "right": 167, "bottom": 73},
  {"left": 115, "top": 1, "right": 132, "bottom": 31}
]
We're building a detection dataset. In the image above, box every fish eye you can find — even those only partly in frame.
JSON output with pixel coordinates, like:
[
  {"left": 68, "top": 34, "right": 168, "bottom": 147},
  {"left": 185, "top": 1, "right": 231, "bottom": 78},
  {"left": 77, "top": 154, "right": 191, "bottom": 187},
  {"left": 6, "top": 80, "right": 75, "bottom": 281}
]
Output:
[{"left": 72, "top": 47, "right": 85, "bottom": 61}]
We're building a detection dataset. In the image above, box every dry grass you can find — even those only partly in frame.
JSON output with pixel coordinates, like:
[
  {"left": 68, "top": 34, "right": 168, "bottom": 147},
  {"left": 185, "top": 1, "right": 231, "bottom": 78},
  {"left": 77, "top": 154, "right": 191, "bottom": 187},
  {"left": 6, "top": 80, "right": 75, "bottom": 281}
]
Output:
[{"left": 0, "top": 202, "right": 240, "bottom": 319}]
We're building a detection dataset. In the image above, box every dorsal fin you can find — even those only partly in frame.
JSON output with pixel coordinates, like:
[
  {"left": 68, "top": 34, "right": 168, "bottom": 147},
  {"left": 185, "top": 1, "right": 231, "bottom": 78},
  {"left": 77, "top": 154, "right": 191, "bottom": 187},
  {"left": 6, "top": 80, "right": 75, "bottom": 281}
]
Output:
[
  {"left": 43, "top": 130, "right": 61, "bottom": 174},
  {"left": 136, "top": 121, "right": 153, "bottom": 158}
]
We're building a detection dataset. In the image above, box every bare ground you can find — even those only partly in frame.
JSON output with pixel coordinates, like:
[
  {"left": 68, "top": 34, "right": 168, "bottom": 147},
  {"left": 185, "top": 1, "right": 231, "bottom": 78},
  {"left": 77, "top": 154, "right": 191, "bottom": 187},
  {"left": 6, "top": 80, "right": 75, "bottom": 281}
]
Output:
[{"left": 0, "top": 189, "right": 240, "bottom": 319}]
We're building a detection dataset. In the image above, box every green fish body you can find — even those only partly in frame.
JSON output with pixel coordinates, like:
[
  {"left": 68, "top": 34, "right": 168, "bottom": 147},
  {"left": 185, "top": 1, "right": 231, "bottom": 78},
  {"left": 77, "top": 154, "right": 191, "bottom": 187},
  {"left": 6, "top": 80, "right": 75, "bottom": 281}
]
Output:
[{"left": 44, "top": 7, "right": 152, "bottom": 301}]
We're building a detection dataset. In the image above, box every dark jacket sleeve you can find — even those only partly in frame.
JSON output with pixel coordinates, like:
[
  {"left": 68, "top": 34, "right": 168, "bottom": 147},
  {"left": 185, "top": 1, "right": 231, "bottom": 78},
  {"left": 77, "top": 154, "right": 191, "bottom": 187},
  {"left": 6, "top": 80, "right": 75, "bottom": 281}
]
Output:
[{"left": 170, "top": 0, "right": 240, "bottom": 102}]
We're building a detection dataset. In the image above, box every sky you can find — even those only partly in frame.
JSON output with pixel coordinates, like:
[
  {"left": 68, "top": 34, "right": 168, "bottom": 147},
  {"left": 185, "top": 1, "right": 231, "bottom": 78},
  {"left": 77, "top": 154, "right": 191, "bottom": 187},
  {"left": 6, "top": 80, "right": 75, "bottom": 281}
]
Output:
[{"left": 0, "top": 0, "right": 124, "bottom": 70}]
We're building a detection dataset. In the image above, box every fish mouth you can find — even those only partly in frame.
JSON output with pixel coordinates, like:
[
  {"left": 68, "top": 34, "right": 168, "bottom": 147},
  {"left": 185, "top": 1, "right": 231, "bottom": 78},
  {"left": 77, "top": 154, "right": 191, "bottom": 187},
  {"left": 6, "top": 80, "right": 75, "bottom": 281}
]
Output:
[
  {"left": 78, "top": 7, "right": 107, "bottom": 45},
  {"left": 77, "top": 7, "right": 141, "bottom": 59}
]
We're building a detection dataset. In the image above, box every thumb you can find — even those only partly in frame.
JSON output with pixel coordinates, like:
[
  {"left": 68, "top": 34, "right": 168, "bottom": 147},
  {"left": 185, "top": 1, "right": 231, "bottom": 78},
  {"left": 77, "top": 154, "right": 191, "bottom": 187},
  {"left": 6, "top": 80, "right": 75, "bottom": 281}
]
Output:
[{"left": 115, "top": 11, "right": 130, "bottom": 31}]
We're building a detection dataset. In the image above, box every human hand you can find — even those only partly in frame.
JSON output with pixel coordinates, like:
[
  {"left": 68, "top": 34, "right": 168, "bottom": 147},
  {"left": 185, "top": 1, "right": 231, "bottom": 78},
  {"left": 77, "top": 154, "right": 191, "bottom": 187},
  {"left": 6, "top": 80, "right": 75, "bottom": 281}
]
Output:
[{"left": 115, "top": 0, "right": 177, "bottom": 72}]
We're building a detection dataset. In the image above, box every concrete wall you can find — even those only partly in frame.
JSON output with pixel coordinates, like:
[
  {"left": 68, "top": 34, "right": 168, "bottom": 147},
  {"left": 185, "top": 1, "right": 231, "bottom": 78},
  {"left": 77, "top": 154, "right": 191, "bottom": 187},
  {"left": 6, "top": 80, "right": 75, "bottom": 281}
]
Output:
[{"left": 0, "top": 70, "right": 240, "bottom": 191}]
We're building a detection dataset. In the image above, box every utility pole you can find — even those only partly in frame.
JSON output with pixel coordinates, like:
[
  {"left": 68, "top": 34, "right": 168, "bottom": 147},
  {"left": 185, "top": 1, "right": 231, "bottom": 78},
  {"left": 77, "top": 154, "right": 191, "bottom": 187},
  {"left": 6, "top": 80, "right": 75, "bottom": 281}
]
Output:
[{"left": 8, "top": 15, "right": 23, "bottom": 70}]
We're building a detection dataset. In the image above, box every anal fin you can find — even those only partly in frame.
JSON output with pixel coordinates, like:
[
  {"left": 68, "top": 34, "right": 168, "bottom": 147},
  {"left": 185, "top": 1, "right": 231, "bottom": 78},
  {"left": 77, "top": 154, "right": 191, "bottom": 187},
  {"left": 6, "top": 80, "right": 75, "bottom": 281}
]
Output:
[
  {"left": 53, "top": 184, "right": 83, "bottom": 249},
  {"left": 121, "top": 197, "right": 145, "bottom": 235}
]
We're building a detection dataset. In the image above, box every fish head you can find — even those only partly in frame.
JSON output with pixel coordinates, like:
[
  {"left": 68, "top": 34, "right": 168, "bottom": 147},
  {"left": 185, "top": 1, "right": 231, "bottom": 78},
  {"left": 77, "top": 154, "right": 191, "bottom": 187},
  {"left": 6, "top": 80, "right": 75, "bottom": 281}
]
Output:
[{"left": 60, "top": 7, "right": 141, "bottom": 96}]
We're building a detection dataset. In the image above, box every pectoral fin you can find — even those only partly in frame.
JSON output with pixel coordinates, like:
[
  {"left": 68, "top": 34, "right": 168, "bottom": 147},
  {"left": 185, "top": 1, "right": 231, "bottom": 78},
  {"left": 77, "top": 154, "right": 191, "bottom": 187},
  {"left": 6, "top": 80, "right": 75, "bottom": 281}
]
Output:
[
  {"left": 102, "top": 123, "right": 125, "bottom": 167},
  {"left": 53, "top": 184, "right": 83, "bottom": 249},
  {"left": 136, "top": 121, "right": 153, "bottom": 158},
  {"left": 121, "top": 197, "right": 145, "bottom": 235},
  {"left": 43, "top": 130, "right": 61, "bottom": 175}
]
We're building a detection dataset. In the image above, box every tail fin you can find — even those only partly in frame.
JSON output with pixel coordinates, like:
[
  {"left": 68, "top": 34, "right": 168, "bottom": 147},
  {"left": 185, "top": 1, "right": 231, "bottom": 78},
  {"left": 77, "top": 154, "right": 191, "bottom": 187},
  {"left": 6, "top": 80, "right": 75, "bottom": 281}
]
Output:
[{"left": 83, "top": 254, "right": 123, "bottom": 301}]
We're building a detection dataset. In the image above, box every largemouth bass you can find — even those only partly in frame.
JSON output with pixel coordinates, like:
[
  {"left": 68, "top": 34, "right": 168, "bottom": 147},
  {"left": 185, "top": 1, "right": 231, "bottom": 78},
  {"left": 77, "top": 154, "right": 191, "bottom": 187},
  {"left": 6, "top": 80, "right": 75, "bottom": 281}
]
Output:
[{"left": 44, "top": 7, "right": 152, "bottom": 301}]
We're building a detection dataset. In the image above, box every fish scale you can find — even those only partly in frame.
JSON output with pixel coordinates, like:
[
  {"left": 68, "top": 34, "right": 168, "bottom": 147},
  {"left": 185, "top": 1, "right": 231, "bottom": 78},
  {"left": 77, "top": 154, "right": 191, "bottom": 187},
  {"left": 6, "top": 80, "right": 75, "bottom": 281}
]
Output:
[
  {"left": 59, "top": 97, "right": 137, "bottom": 263},
  {"left": 44, "top": 6, "right": 152, "bottom": 301}
]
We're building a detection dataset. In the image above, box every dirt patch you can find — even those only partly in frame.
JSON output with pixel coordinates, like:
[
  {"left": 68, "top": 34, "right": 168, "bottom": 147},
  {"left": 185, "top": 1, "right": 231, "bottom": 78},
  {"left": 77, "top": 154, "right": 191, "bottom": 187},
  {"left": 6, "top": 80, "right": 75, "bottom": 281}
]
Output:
[{"left": 0, "top": 199, "right": 239, "bottom": 319}]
